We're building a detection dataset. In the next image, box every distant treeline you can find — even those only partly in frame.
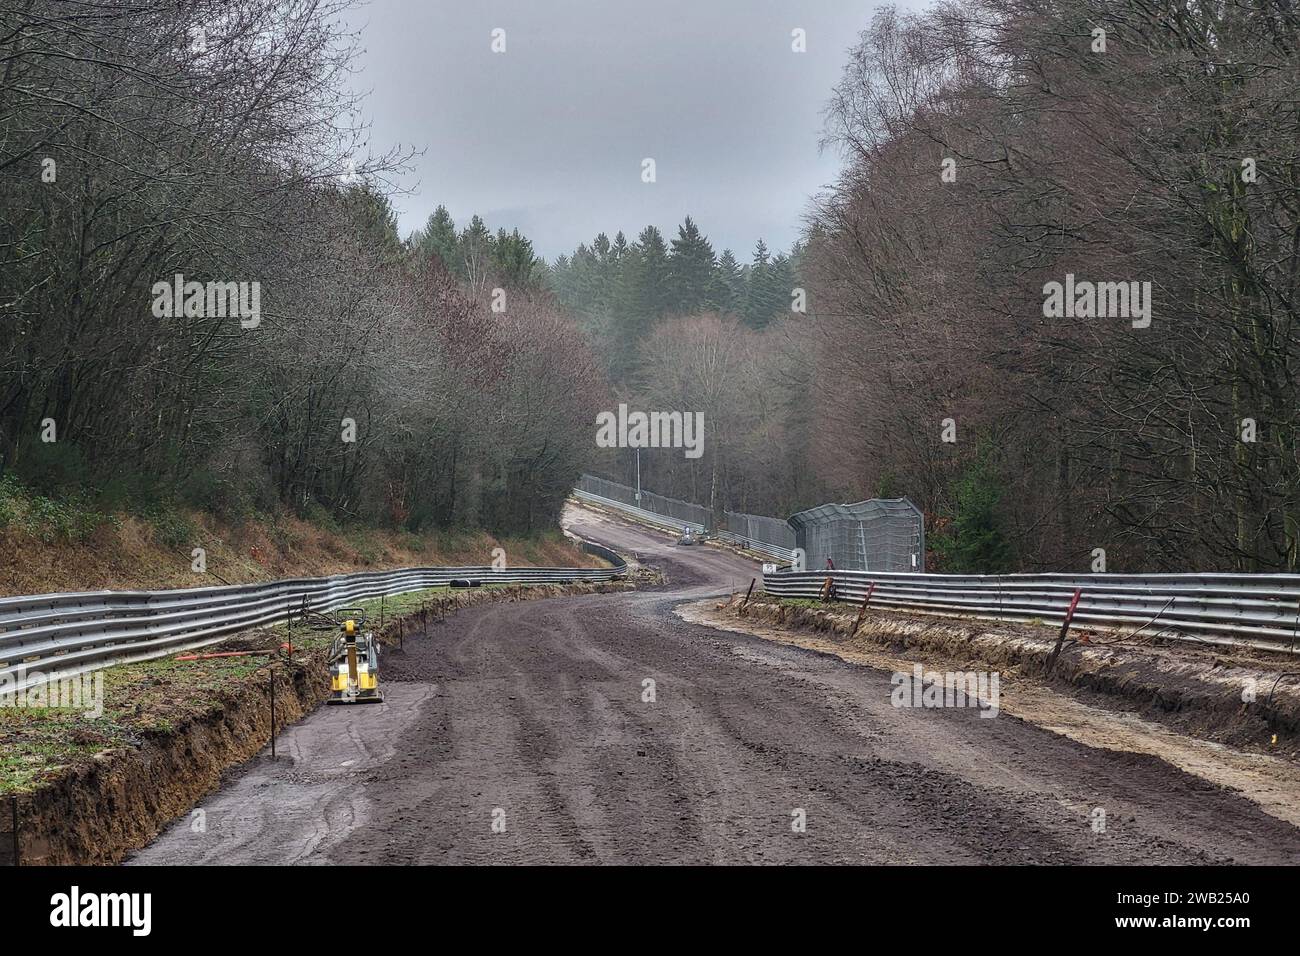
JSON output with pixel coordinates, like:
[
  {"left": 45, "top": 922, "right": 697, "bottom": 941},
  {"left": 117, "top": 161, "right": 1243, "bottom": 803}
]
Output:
[
  {"left": 8, "top": 0, "right": 1294, "bottom": 575},
  {"left": 549, "top": 221, "right": 803, "bottom": 380},
  {"left": 405, "top": 207, "right": 816, "bottom": 536},
  {"left": 408, "top": 207, "right": 807, "bottom": 383}
]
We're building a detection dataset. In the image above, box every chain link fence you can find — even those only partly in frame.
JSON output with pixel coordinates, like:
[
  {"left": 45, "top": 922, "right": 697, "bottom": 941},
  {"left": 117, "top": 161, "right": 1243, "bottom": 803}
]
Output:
[
  {"left": 575, "top": 474, "right": 795, "bottom": 558},
  {"left": 575, "top": 475, "right": 922, "bottom": 571},
  {"left": 719, "top": 511, "right": 797, "bottom": 557},
  {"left": 575, "top": 474, "right": 710, "bottom": 530},
  {"left": 788, "top": 499, "right": 925, "bottom": 572}
]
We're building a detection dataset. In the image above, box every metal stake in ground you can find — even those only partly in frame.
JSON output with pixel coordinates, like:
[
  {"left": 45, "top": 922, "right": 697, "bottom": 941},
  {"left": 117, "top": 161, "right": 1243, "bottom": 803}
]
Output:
[
  {"left": 10, "top": 795, "right": 18, "bottom": 867},
  {"left": 1046, "top": 588, "right": 1083, "bottom": 673},
  {"left": 739, "top": 578, "right": 755, "bottom": 611},
  {"left": 269, "top": 668, "right": 277, "bottom": 760},
  {"left": 851, "top": 582, "right": 877, "bottom": 637}
]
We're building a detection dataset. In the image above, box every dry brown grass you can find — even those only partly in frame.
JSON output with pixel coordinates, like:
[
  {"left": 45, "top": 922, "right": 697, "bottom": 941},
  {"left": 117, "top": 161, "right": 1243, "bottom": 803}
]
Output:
[{"left": 0, "top": 507, "right": 603, "bottom": 598}]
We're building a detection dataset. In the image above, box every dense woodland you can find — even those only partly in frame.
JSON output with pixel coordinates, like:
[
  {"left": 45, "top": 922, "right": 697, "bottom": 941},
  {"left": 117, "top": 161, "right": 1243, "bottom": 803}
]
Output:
[
  {"left": 579, "top": 0, "right": 1300, "bottom": 574},
  {"left": 0, "top": 1, "right": 604, "bottom": 536},
  {"left": 806, "top": 0, "right": 1300, "bottom": 573},
  {"left": 2, "top": 0, "right": 1298, "bottom": 573}
]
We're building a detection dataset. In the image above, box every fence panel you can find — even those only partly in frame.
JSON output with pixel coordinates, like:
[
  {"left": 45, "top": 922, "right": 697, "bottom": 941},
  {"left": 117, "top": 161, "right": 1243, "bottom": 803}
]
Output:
[
  {"left": 789, "top": 499, "right": 925, "bottom": 572},
  {"left": 575, "top": 474, "right": 799, "bottom": 561}
]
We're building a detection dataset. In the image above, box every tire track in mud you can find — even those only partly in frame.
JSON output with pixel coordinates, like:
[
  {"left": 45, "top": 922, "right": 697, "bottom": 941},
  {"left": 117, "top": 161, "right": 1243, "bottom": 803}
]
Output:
[{"left": 131, "top": 505, "right": 1300, "bottom": 865}]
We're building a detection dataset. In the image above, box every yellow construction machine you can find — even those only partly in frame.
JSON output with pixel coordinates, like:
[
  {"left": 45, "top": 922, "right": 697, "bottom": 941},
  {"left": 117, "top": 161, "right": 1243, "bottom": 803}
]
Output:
[{"left": 325, "top": 608, "right": 384, "bottom": 705}]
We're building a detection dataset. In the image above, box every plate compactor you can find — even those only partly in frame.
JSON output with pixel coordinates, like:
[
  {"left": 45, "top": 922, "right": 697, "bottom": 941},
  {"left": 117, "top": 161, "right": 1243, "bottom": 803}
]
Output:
[{"left": 325, "top": 609, "right": 384, "bottom": 705}]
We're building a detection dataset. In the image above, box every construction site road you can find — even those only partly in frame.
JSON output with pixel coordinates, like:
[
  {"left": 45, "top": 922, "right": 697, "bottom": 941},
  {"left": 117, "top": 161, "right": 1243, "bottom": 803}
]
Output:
[{"left": 129, "top": 504, "right": 1300, "bottom": 864}]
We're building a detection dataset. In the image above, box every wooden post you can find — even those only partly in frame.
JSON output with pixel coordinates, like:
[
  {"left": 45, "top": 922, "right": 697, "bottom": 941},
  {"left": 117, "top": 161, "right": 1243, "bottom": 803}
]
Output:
[
  {"left": 851, "top": 582, "right": 877, "bottom": 636},
  {"left": 1046, "top": 588, "right": 1083, "bottom": 673}
]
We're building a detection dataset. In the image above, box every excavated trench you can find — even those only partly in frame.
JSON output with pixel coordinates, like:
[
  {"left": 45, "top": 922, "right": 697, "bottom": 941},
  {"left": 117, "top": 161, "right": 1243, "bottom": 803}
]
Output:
[
  {"left": 3, "top": 580, "right": 633, "bottom": 865},
  {"left": 708, "top": 596, "right": 1300, "bottom": 750}
]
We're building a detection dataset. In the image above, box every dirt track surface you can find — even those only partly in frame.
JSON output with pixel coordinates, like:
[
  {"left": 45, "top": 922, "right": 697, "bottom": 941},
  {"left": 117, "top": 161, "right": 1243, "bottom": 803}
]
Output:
[{"left": 130, "top": 506, "right": 1300, "bottom": 864}]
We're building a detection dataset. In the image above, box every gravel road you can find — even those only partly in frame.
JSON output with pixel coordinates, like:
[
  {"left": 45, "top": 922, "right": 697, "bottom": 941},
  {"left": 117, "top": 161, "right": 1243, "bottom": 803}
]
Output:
[{"left": 130, "top": 506, "right": 1300, "bottom": 865}]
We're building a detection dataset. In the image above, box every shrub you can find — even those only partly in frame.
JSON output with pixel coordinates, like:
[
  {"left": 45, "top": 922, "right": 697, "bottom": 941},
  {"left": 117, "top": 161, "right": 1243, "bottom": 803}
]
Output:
[
  {"left": 930, "top": 446, "right": 1014, "bottom": 573},
  {"left": 148, "top": 507, "right": 197, "bottom": 551}
]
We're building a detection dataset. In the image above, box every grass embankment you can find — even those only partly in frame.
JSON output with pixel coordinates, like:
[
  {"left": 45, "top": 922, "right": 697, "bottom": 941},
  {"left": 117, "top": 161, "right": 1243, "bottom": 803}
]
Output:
[
  {"left": 0, "top": 479, "right": 616, "bottom": 799},
  {"left": 0, "top": 476, "right": 602, "bottom": 598}
]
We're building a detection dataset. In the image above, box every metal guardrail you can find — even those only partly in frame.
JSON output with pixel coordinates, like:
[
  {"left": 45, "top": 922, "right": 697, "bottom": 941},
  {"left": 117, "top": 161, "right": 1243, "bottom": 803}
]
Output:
[
  {"left": 573, "top": 487, "right": 797, "bottom": 561},
  {"left": 711, "top": 529, "right": 797, "bottom": 562},
  {"left": 0, "top": 559, "right": 625, "bottom": 694},
  {"left": 762, "top": 568, "right": 1300, "bottom": 653}
]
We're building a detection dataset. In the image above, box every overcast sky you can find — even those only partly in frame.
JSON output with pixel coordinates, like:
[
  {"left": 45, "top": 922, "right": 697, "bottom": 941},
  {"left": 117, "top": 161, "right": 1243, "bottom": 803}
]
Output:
[{"left": 342, "top": 0, "right": 926, "bottom": 261}]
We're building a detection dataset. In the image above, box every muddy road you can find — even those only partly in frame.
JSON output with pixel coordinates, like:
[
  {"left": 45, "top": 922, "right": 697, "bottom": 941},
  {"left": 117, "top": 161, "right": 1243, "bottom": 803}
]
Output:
[{"left": 130, "top": 505, "right": 1300, "bottom": 864}]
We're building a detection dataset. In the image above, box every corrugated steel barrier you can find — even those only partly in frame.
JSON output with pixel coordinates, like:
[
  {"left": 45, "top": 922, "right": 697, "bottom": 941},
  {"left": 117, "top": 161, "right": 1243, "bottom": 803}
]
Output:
[
  {"left": 762, "top": 568, "right": 1300, "bottom": 653},
  {"left": 1, "top": 558, "right": 625, "bottom": 694}
]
